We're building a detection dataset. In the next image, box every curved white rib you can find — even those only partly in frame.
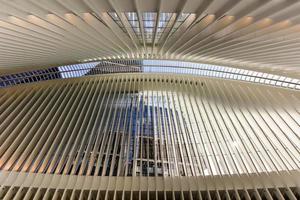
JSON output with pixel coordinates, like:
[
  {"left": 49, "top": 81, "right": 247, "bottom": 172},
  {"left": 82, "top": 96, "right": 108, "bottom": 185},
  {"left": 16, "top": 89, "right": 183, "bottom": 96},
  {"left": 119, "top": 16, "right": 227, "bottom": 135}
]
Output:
[{"left": 0, "top": 0, "right": 299, "bottom": 78}]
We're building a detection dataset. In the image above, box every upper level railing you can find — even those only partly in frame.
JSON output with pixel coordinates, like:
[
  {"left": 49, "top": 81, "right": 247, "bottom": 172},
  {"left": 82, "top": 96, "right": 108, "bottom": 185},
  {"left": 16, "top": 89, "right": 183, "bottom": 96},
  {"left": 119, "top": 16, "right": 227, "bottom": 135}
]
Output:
[{"left": 1, "top": 59, "right": 299, "bottom": 90}]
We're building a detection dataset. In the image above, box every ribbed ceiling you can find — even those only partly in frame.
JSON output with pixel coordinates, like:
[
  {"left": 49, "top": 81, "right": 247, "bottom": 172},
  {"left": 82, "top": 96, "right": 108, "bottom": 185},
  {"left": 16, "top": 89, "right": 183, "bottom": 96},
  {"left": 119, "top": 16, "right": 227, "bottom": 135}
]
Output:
[{"left": 0, "top": 0, "right": 300, "bottom": 78}]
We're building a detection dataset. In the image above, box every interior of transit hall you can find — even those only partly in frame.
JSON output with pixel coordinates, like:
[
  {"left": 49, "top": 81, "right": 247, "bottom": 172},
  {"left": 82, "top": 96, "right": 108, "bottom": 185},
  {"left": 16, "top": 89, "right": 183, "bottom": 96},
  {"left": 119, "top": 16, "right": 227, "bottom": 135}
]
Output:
[
  {"left": 0, "top": 72, "right": 299, "bottom": 199},
  {"left": 0, "top": 73, "right": 299, "bottom": 178},
  {"left": 0, "top": 0, "right": 300, "bottom": 198},
  {"left": 1, "top": 0, "right": 300, "bottom": 79}
]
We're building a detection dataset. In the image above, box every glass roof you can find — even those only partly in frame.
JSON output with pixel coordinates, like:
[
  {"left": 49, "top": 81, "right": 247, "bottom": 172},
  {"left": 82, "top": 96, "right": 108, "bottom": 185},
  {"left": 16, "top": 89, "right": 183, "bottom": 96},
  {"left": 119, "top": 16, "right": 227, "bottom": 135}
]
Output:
[
  {"left": 108, "top": 12, "right": 193, "bottom": 45},
  {"left": 1, "top": 59, "right": 299, "bottom": 90}
]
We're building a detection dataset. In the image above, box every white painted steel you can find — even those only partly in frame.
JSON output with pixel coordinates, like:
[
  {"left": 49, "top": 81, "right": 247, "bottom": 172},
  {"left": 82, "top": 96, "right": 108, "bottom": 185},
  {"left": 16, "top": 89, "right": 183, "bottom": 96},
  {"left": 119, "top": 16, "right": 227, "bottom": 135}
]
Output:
[
  {"left": 0, "top": 73, "right": 299, "bottom": 199},
  {"left": 0, "top": 0, "right": 300, "bottom": 79}
]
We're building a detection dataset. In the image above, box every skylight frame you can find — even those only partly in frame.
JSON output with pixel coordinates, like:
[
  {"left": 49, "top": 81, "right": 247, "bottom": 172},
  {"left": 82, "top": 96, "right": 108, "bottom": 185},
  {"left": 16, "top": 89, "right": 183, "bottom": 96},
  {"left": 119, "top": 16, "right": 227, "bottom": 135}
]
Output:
[
  {"left": 1, "top": 59, "right": 299, "bottom": 90},
  {"left": 108, "top": 12, "right": 193, "bottom": 45}
]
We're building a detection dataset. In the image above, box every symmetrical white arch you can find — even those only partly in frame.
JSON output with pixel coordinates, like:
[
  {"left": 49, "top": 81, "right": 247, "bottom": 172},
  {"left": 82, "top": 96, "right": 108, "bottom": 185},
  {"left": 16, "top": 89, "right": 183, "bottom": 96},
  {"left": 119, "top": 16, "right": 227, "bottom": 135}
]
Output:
[
  {"left": 0, "top": 73, "right": 299, "bottom": 199},
  {"left": 0, "top": 0, "right": 300, "bottom": 199}
]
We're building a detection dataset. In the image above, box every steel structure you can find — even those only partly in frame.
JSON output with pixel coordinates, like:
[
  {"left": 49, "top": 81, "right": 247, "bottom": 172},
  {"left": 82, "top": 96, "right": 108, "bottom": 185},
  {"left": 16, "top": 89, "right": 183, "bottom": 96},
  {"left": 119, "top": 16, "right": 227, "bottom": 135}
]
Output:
[
  {"left": 1, "top": 60, "right": 299, "bottom": 90},
  {"left": 0, "top": 0, "right": 300, "bottom": 199},
  {"left": 0, "top": 72, "right": 300, "bottom": 199},
  {"left": 0, "top": 0, "right": 300, "bottom": 78}
]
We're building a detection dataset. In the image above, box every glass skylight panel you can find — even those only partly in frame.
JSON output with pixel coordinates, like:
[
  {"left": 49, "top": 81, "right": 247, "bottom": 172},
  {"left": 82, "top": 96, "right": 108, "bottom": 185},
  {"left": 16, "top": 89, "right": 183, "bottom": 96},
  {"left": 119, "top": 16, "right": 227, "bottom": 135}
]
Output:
[
  {"left": 125, "top": 12, "right": 142, "bottom": 42},
  {"left": 1, "top": 59, "right": 299, "bottom": 90},
  {"left": 58, "top": 62, "right": 99, "bottom": 78},
  {"left": 107, "top": 12, "right": 194, "bottom": 44},
  {"left": 126, "top": 12, "right": 138, "bottom": 21},
  {"left": 143, "top": 12, "right": 156, "bottom": 22},
  {"left": 108, "top": 12, "right": 127, "bottom": 33},
  {"left": 143, "top": 12, "right": 157, "bottom": 43}
]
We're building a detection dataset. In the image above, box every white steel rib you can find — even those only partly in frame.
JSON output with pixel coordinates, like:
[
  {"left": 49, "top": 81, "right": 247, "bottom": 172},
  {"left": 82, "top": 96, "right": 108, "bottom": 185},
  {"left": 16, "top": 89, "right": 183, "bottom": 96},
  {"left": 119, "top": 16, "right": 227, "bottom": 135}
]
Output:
[{"left": 0, "top": 0, "right": 299, "bottom": 78}]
